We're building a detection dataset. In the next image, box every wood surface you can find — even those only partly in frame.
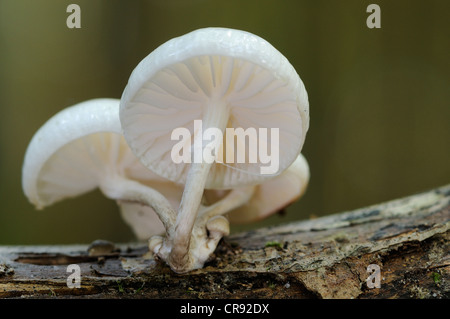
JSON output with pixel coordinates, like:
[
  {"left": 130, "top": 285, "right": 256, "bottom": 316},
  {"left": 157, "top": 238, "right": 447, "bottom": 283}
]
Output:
[{"left": 1, "top": 184, "right": 448, "bottom": 299}]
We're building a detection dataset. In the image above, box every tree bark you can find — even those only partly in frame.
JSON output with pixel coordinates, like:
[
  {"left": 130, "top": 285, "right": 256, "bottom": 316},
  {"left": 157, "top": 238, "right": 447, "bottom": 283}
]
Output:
[{"left": 1, "top": 184, "right": 449, "bottom": 299}]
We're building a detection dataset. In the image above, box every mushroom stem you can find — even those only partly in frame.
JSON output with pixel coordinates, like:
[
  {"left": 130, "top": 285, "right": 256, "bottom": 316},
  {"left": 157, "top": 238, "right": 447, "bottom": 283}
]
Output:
[
  {"left": 169, "top": 100, "right": 230, "bottom": 271},
  {"left": 183, "top": 186, "right": 255, "bottom": 266},
  {"left": 198, "top": 185, "right": 256, "bottom": 225},
  {"left": 99, "top": 174, "right": 177, "bottom": 233}
]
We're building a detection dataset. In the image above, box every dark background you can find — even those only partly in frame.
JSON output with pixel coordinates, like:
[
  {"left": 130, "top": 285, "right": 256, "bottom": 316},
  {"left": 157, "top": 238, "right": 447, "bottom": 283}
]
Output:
[{"left": 1, "top": 0, "right": 449, "bottom": 244}]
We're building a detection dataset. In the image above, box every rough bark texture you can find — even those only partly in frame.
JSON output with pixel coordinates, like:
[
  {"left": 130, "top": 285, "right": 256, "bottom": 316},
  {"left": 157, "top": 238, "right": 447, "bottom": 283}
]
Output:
[{"left": 1, "top": 184, "right": 449, "bottom": 299}]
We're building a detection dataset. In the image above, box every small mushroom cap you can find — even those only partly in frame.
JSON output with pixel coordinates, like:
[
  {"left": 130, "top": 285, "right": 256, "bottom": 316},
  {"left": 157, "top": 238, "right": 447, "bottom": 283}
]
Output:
[
  {"left": 21, "top": 98, "right": 166, "bottom": 209},
  {"left": 120, "top": 27, "right": 309, "bottom": 189},
  {"left": 206, "top": 215, "right": 230, "bottom": 238},
  {"left": 224, "top": 153, "right": 309, "bottom": 224}
]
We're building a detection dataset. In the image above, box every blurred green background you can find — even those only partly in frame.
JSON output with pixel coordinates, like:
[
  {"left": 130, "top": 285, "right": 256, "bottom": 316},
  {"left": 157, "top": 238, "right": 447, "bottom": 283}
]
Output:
[{"left": 0, "top": 0, "right": 449, "bottom": 245}]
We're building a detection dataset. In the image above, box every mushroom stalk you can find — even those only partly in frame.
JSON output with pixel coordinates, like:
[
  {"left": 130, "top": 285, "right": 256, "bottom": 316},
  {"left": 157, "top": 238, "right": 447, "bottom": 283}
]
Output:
[
  {"left": 169, "top": 99, "right": 230, "bottom": 271},
  {"left": 99, "top": 174, "right": 177, "bottom": 233},
  {"left": 119, "top": 28, "right": 310, "bottom": 273},
  {"left": 198, "top": 185, "right": 256, "bottom": 224}
]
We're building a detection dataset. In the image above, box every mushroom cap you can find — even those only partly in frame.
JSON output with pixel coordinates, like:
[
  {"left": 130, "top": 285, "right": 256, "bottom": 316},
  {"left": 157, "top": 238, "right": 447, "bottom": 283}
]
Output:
[
  {"left": 206, "top": 215, "right": 230, "bottom": 238},
  {"left": 224, "top": 153, "right": 310, "bottom": 224},
  {"left": 118, "top": 202, "right": 166, "bottom": 240},
  {"left": 22, "top": 98, "right": 165, "bottom": 209},
  {"left": 120, "top": 27, "right": 309, "bottom": 189}
]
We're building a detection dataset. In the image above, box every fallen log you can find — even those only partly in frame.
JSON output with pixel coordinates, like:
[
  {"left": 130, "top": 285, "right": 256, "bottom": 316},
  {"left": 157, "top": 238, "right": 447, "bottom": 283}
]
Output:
[{"left": 1, "top": 184, "right": 448, "bottom": 299}]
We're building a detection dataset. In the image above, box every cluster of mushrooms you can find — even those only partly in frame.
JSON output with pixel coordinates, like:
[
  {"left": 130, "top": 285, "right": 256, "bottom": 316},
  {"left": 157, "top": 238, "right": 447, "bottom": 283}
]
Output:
[{"left": 22, "top": 28, "right": 310, "bottom": 273}]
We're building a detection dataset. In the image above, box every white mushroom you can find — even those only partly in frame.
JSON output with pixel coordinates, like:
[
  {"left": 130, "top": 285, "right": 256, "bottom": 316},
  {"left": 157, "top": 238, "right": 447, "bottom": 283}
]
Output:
[
  {"left": 117, "top": 176, "right": 185, "bottom": 240},
  {"left": 120, "top": 28, "right": 309, "bottom": 272},
  {"left": 206, "top": 153, "right": 310, "bottom": 224},
  {"left": 21, "top": 98, "right": 178, "bottom": 236},
  {"left": 119, "top": 202, "right": 165, "bottom": 240},
  {"left": 159, "top": 154, "right": 309, "bottom": 263}
]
